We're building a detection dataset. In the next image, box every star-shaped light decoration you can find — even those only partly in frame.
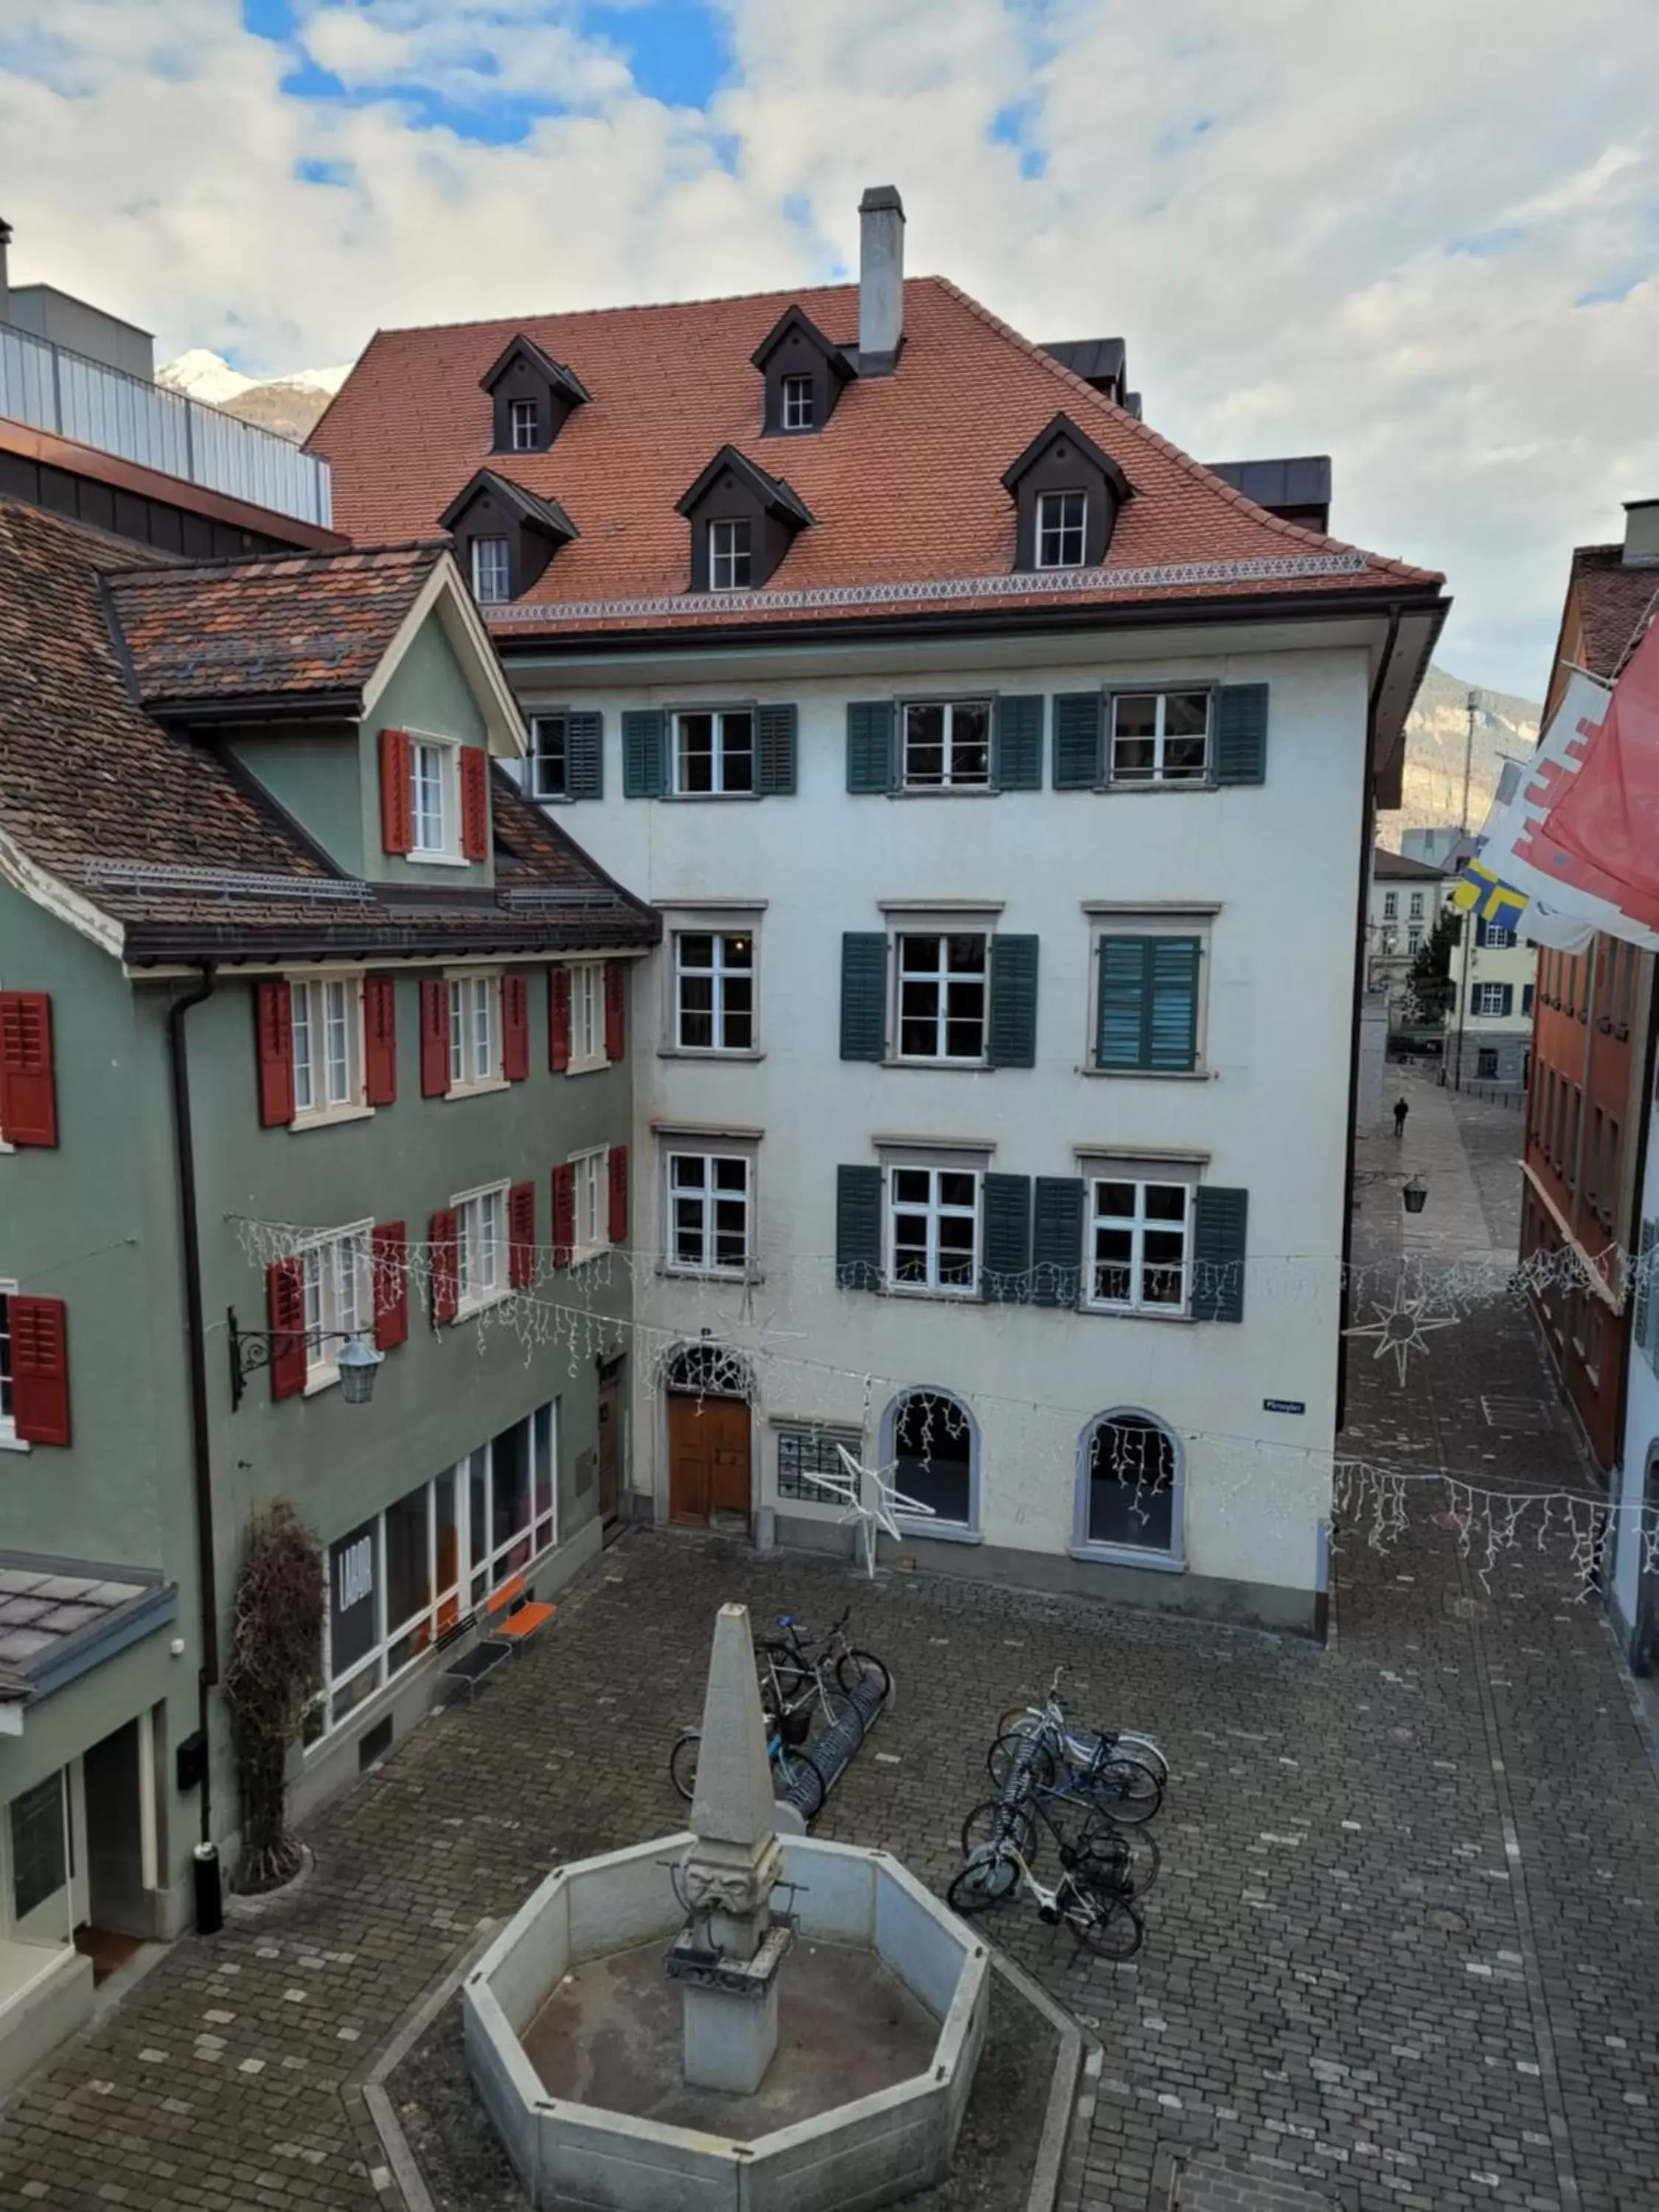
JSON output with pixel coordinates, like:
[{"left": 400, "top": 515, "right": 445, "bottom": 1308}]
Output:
[
  {"left": 796, "top": 1443, "right": 936, "bottom": 1578},
  {"left": 1342, "top": 1279, "right": 1459, "bottom": 1386}
]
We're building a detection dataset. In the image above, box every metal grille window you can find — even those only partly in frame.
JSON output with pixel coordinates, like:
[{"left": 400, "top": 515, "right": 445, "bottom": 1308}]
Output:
[
  {"left": 1088, "top": 1179, "right": 1191, "bottom": 1313},
  {"left": 291, "top": 976, "right": 361, "bottom": 1119},
  {"left": 777, "top": 1427, "right": 860, "bottom": 1500},
  {"left": 888, "top": 1166, "right": 979, "bottom": 1295},
  {"left": 412, "top": 741, "right": 450, "bottom": 853},
  {"left": 708, "top": 520, "right": 752, "bottom": 591},
  {"left": 302, "top": 1225, "right": 372, "bottom": 1386},
  {"left": 782, "top": 376, "right": 814, "bottom": 430},
  {"left": 1036, "top": 490, "right": 1086, "bottom": 568},
  {"left": 509, "top": 397, "right": 539, "bottom": 450},
  {"left": 448, "top": 974, "right": 501, "bottom": 1090},
  {"left": 1110, "top": 692, "right": 1210, "bottom": 785},
  {"left": 455, "top": 1185, "right": 507, "bottom": 1313},
  {"left": 897, "top": 933, "right": 987, "bottom": 1062},
  {"left": 675, "top": 931, "right": 754, "bottom": 1051},
  {"left": 470, "top": 536, "right": 511, "bottom": 603},
  {"left": 528, "top": 714, "right": 568, "bottom": 800},
  {"left": 674, "top": 710, "right": 754, "bottom": 795},
  {"left": 902, "top": 700, "right": 992, "bottom": 789},
  {"left": 10, "top": 1771, "right": 67, "bottom": 1920},
  {"left": 667, "top": 1152, "right": 751, "bottom": 1274}
]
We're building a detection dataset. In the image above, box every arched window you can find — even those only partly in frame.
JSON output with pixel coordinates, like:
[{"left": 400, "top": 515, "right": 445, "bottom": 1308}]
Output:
[
  {"left": 1074, "top": 1409, "right": 1183, "bottom": 1564},
  {"left": 662, "top": 1342, "right": 754, "bottom": 1402},
  {"left": 880, "top": 1387, "right": 978, "bottom": 1534}
]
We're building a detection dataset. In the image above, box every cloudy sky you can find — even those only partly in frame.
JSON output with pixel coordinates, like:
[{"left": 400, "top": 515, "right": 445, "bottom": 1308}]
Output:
[{"left": 4, "top": 0, "right": 1656, "bottom": 697}]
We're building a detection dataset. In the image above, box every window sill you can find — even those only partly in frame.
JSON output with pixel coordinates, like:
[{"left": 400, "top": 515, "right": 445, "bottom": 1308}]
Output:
[
  {"left": 570, "top": 1244, "right": 612, "bottom": 1270},
  {"left": 660, "top": 1264, "right": 761, "bottom": 1285},
  {"left": 291, "top": 1103, "right": 375, "bottom": 1133},
  {"left": 658, "top": 1046, "right": 765, "bottom": 1063},
  {"left": 566, "top": 1054, "right": 613, "bottom": 1078},
  {"left": 303, "top": 1367, "right": 344, "bottom": 1398},
  {"left": 1081, "top": 1304, "right": 1196, "bottom": 1325},
  {"left": 0, "top": 1431, "right": 29, "bottom": 1455},
  {"left": 1077, "top": 1065, "right": 1213, "bottom": 1082},
  {"left": 662, "top": 791, "right": 763, "bottom": 804},
  {"left": 1100, "top": 781, "right": 1214, "bottom": 797},
  {"left": 896, "top": 1520, "right": 981, "bottom": 1546},
  {"left": 881, "top": 1285, "right": 982, "bottom": 1307},
  {"left": 1068, "top": 1543, "right": 1186, "bottom": 1576},
  {"left": 446, "top": 1076, "right": 510, "bottom": 1100},
  {"left": 455, "top": 1289, "right": 510, "bottom": 1324},
  {"left": 885, "top": 1058, "right": 992, "bottom": 1074},
  {"left": 408, "top": 849, "right": 471, "bottom": 869},
  {"left": 893, "top": 785, "right": 999, "bottom": 800}
]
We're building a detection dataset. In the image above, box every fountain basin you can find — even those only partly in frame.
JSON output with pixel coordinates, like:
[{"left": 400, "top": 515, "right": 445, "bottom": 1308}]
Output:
[{"left": 464, "top": 1830, "right": 989, "bottom": 2212}]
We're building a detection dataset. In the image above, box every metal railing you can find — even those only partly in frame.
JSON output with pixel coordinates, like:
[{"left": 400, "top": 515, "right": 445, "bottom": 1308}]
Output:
[{"left": 0, "top": 321, "right": 332, "bottom": 529}]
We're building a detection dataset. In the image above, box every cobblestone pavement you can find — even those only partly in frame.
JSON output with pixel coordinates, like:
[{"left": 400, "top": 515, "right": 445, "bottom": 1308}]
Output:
[{"left": 1, "top": 1072, "right": 1657, "bottom": 2212}]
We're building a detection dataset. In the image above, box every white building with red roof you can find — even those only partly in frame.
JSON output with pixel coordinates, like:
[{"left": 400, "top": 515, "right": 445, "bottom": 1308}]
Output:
[{"left": 311, "top": 187, "right": 1448, "bottom": 1634}]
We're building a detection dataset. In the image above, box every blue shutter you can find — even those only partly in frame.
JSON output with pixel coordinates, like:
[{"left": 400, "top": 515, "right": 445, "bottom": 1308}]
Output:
[
  {"left": 840, "top": 934, "right": 888, "bottom": 1061},
  {"left": 1475, "top": 915, "right": 1490, "bottom": 948},
  {"left": 622, "top": 709, "right": 666, "bottom": 797},
  {"left": 1498, "top": 983, "right": 1514, "bottom": 1018},
  {"left": 1214, "top": 684, "right": 1268, "bottom": 785},
  {"left": 981, "top": 1174, "right": 1032, "bottom": 1302},
  {"left": 1523, "top": 984, "right": 1535, "bottom": 1015},
  {"left": 1051, "top": 693, "right": 1104, "bottom": 788},
  {"left": 846, "top": 701, "right": 895, "bottom": 794},
  {"left": 1147, "top": 938, "right": 1200, "bottom": 1072},
  {"left": 1192, "top": 1187, "right": 1248, "bottom": 1322},
  {"left": 1097, "top": 937, "right": 1150, "bottom": 1070},
  {"left": 836, "top": 1166, "right": 883, "bottom": 1290},
  {"left": 1031, "top": 1177, "right": 1085, "bottom": 1307},
  {"left": 992, "top": 697, "right": 1044, "bottom": 791},
  {"left": 566, "top": 710, "right": 603, "bottom": 799},
  {"left": 756, "top": 703, "right": 798, "bottom": 795},
  {"left": 988, "top": 936, "right": 1039, "bottom": 1068}
]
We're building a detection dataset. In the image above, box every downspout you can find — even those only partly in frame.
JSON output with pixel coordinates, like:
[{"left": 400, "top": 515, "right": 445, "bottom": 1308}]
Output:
[{"left": 166, "top": 964, "right": 218, "bottom": 1846}]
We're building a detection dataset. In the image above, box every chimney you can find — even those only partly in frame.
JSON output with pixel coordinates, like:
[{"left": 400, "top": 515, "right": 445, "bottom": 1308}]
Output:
[
  {"left": 0, "top": 218, "right": 10, "bottom": 326},
  {"left": 1622, "top": 499, "right": 1659, "bottom": 568},
  {"left": 858, "top": 185, "right": 905, "bottom": 375}
]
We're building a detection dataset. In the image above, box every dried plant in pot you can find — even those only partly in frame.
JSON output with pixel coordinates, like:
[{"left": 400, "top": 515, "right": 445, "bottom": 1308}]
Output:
[{"left": 224, "top": 1500, "right": 324, "bottom": 1894}]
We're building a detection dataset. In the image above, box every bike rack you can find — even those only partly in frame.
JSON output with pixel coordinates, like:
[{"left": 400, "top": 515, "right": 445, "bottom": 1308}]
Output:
[{"left": 776, "top": 1669, "right": 891, "bottom": 1827}]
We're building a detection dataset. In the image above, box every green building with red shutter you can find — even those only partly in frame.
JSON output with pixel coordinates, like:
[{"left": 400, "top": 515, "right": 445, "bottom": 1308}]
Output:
[{"left": 0, "top": 496, "right": 654, "bottom": 2087}]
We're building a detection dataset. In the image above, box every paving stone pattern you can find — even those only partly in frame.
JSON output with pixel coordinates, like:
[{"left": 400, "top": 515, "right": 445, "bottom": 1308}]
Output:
[{"left": 1, "top": 1071, "right": 1656, "bottom": 2212}]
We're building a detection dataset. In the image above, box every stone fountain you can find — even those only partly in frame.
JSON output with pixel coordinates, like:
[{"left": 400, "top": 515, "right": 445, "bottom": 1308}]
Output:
[{"left": 463, "top": 1601, "right": 988, "bottom": 2211}]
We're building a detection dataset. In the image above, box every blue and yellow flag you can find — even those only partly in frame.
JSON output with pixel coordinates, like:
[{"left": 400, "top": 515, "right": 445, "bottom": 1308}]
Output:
[{"left": 1450, "top": 858, "right": 1526, "bottom": 931}]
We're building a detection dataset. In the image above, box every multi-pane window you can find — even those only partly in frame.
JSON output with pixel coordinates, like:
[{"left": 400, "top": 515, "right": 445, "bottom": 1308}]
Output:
[
  {"left": 454, "top": 1184, "right": 507, "bottom": 1313},
  {"left": 302, "top": 1225, "right": 372, "bottom": 1388},
  {"left": 776, "top": 1427, "right": 860, "bottom": 1501},
  {"left": 891, "top": 1390, "right": 974, "bottom": 1526},
  {"left": 888, "top": 1166, "right": 979, "bottom": 1295},
  {"left": 708, "top": 520, "right": 752, "bottom": 591},
  {"left": 1382, "top": 891, "right": 1398, "bottom": 920},
  {"left": 470, "top": 537, "right": 511, "bottom": 604},
  {"left": 667, "top": 1152, "right": 751, "bottom": 1275},
  {"left": 1110, "top": 692, "right": 1209, "bottom": 785},
  {"left": 1477, "top": 1048, "right": 1499, "bottom": 1079},
  {"left": 569, "top": 960, "right": 607, "bottom": 1071},
  {"left": 902, "top": 700, "right": 991, "bottom": 789},
  {"left": 674, "top": 710, "right": 754, "bottom": 795},
  {"left": 1408, "top": 892, "right": 1425, "bottom": 919},
  {"left": 528, "top": 714, "right": 568, "bottom": 800},
  {"left": 1484, "top": 923, "right": 1513, "bottom": 948},
  {"left": 509, "top": 397, "right": 539, "bottom": 451},
  {"left": 291, "top": 976, "right": 362, "bottom": 1121},
  {"left": 897, "top": 933, "right": 987, "bottom": 1062},
  {"left": 1036, "top": 490, "right": 1086, "bottom": 568},
  {"left": 412, "top": 740, "right": 450, "bottom": 854},
  {"left": 448, "top": 973, "right": 501, "bottom": 1091},
  {"left": 1088, "top": 1179, "right": 1191, "bottom": 1314},
  {"left": 782, "top": 375, "right": 814, "bottom": 431},
  {"left": 571, "top": 1147, "right": 608, "bottom": 1259},
  {"left": 1472, "top": 981, "right": 1510, "bottom": 1017},
  {"left": 1081, "top": 1413, "right": 1179, "bottom": 1554},
  {"left": 1407, "top": 926, "right": 1423, "bottom": 953},
  {"left": 675, "top": 931, "right": 754, "bottom": 1051}
]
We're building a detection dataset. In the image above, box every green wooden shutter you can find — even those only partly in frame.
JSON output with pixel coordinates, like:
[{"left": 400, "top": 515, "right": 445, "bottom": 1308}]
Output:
[
  {"left": 1032, "top": 1177, "right": 1085, "bottom": 1307},
  {"left": 1497, "top": 983, "right": 1514, "bottom": 1018},
  {"left": 1147, "top": 937, "right": 1200, "bottom": 1072},
  {"left": 988, "top": 935, "right": 1039, "bottom": 1068},
  {"left": 566, "top": 710, "right": 602, "bottom": 799},
  {"left": 981, "top": 1173, "right": 1033, "bottom": 1302},
  {"left": 992, "top": 696, "right": 1043, "bottom": 791},
  {"left": 836, "top": 1165, "right": 883, "bottom": 1290},
  {"left": 1051, "top": 693, "right": 1104, "bottom": 789},
  {"left": 840, "top": 933, "right": 888, "bottom": 1061},
  {"left": 1192, "top": 1186, "right": 1248, "bottom": 1321},
  {"left": 756, "top": 703, "right": 798, "bottom": 795},
  {"left": 622, "top": 708, "right": 666, "bottom": 797},
  {"left": 846, "top": 701, "right": 895, "bottom": 794},
  {"left": 1214, "top": 684, "right": 1269, "bottom": 785},
  {"left": 1096, "top": 936, "right": 1150, "bottom": 1069}
]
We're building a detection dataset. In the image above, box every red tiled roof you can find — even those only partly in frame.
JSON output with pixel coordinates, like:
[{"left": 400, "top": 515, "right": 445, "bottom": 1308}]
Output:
[
  {"left": 1566, "top": 544, "right": 1659, "bottom": 681},
  {"left": 310, "top": 276, "right": 1443, "bottom": 639}
]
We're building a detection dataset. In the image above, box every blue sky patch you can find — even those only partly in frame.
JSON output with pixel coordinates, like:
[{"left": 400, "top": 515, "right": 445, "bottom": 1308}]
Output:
[{"left": 586, "top": 1, "right": 728, "bottom": 109}]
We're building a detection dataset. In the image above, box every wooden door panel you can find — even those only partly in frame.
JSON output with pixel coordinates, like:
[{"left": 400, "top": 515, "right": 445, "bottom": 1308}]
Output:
[
  {"left": 711, "top": 1397, "right": 751, "bottom": 1514},
  {"left": 597, "top": 1376, "right": 620, "bottom": 1523},
  {"left": 667, "top": 1394, "right": 710, "bottom": 1522}
]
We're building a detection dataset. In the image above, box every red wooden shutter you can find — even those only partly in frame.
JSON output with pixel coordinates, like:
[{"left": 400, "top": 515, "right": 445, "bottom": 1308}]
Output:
[
  {"left": 460, "top": 747, "right": 490, "bottom": 860},
  {"left": 502, "top": 973, "right": 529, "bottom": 1082},
  {"left": 551, "top": 1164, "right": 576, "bottom": 1265},
  {"left": 364, "top": 975, "right": 397, "bottom": 1106},
  {"left": 608, "top": 1143, "right": 630, "bottom": 1247},
  {"left": 0, "top": 992, "right": 57, "bottom": 1148},
  {"left": 373, "top": 1222, "right": 408, "bottom": 1352},
  {"left": 548, "top": 967, "right": 571, "bottom": 1073},
  {"left": 254, "top": 980, "right": 295, "bottom": 1128},
  {"left": 10, "top": 1296, "right": 69, "bottom": 1445},
  {"left": 430, "top": 1208, "right": 459, "bottom": 1326},
  {"left": 604, "top": 961, "right": 627, "bottom": 1065},
  {"left": 265, "top": 1259, "right": 306, "bottom": 1402},
  {"left": 380, "top": 727, "right": 414, "bottom": 856},
  {"left": 508, "top": 1181, "right": 536, "bottom": 1288},
  {"left": 420, "top": 978, "right": 451, "bottom": 1097}
]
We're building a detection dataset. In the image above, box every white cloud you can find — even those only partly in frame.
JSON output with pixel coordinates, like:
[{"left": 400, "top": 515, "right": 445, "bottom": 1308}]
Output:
[{"left": 2, "top": 0, "right": 1657, "bottom": 694}]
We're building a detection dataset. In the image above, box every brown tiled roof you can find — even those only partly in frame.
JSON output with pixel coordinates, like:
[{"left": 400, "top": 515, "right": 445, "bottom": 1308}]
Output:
[
  {"left": 1372, "top": 847, "right": 1447, "bottom": 880},
  {"left": 0, "top": 498, "right": 657, "bottom": 961},
  {"left": 310, "top": 275, "right": 1443, "bottom": 639},
  {"left": 105, "top": 540, "right": 444, "bottom": 712},
  {"left": 1566, "top": 544, "right": 1659, "bottom": 681}
]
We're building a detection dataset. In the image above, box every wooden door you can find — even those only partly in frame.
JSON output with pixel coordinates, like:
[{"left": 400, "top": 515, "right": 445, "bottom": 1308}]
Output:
[
  {"left": 667, "top": 1392, "right": 751, "bottom": 1524},
  {"left": 597, "top": 1364, "right": 622, "bottom": 1528}
]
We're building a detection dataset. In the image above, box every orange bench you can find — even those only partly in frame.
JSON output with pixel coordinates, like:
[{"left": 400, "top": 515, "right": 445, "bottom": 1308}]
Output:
[{"left": 479, "top": 1573, "right": 556, "bottom": 1651}]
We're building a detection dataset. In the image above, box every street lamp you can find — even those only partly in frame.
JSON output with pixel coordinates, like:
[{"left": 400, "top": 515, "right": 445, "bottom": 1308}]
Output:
[
  {"left": 336, "top": 1335, "right": 384, "bottom": 1405},
  {"left": 227, "top": 1308, "right": 384, "bottom": 1410}
]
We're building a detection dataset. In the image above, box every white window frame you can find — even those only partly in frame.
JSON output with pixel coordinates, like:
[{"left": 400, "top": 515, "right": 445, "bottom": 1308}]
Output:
[
  {"left": 665, "top": 1149, "right": 754, "bottom": 1278},
  {"left": 0, "top": 1279, "right": 18, "bottom": 1449},
  {"left": 1407, "top": 926, "right": 1423, "bottom": 953},
  {"left": 1382, "top": 891, "right": 1398, "bottom": 920},
  {"left": 509, "top": 397, "right": 539, "bottom": 451},
  {"left": 568, "top": 960, "right": 609, "bottom": 1074},
  {"left": 1071, "top": 1408, "right": 1186, "bottom": 1570},
  {"left": 672, "top": 928, "right": 757, "bottom": 1054},
  {"left": 299, "top": 1221, "right": 374, "bottom": 1393},
  {"left": 1081, "top": 1160, "right": 1199, "bottom": 1318},
  {"left": 452, "top": 1181, "right": 509, "bottom": 1318},
  {"left": 570, "top": 1146, "right": 610, "bottom": 1265},
  {"left": 708, "top": 519, "right": 752, "bottom": 592},
  {"left": 410, "top": 733, "right": 462, "bottom": 861},
  {"left": 1484, "top": 923, "right": 1514, "bottom": 948},
  {"left": 894, "top": 930, "right": 990, "bottom": 1066},
  {"left": 1472, "top": 981, "right": 1508, "bottom": 1018},
  {"left": 1036, "top": 489, "right": 1087, "bottom": 568},
  {"left": 671, "top": 708, "right": 756, "bottom": 796},
  {"left": 781, "top": 375, "right": 814, "bottom": 431},
  {"left": 527, "top": 713, "right": 568, "bottom": 801},
  {"left": 290, "top": 971, "right": 369, "bottom": 1130},
  {"left": 1108, "top": 690, "right": 1211, "bottom": 787},
  {"left": 885, "top": 1160, "right": 982, "bottom": 1299},
  {"left": 470, "top": 536, "right": 512, "bottom": 604},
  {"left": 1408, "top": 892, "right": 1425, "bottom": 919},
  {"left": 900, "top": 698, "right": 994, "bottom": 791},
  {"left": 446, "top": 970, "right": 505, "bottom": 1096}
]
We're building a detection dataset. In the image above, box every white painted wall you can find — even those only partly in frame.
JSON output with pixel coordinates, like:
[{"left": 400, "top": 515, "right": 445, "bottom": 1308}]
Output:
[{"left": 512, "top": 630, "right": 1374, "bottom": 1613}]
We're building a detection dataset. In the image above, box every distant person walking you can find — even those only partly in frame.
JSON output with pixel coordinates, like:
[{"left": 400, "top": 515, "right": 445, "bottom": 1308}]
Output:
[{"left": 1392, "top": 1096, "right": 1410, "bottom": 1140}]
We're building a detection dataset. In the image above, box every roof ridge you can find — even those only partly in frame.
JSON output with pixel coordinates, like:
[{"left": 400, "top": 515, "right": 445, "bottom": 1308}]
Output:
[
  {"left": 364, "top": 276, "right": 863, "bottom": 346},
  {"left": 104, "top": 538, "right": 448, "bottom": 585},
  {"left": 927, "top": 274, "right": 1441, "bottom": 589}
]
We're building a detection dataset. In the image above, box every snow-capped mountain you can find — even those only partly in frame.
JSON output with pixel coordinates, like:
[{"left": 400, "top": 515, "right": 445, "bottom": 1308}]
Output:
[{"left": 157, "top": 349, "right": 352, "bottom": 442}]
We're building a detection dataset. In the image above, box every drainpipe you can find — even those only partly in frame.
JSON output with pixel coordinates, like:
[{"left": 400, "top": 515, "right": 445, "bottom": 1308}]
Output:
[{"left": 165, "top": 967, "right": 219, "bottom": 1884}]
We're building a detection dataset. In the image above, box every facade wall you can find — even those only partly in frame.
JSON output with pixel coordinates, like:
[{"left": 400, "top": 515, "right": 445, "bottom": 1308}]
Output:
[{"left": 1613, "top": 1060, "right": 1659, "bottom": 1670}]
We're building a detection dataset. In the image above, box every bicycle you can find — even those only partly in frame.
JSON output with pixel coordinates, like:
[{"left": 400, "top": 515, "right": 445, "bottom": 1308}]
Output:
[
  {"left": 961, "top": 1784, "right": 1161, "bottom": 1896},
  {"left": 757, "top": 1607, "right": 890, "bottom": 1722},
  {"left": 669, "top": 1704, "right": 827, "bottom": 1818},
  {"left": 947, "top": 1818, "right": 1145, "bottom": 1961},
  {"left": 990, "top": 1667, "right": 1167, "bottom": 1822}
]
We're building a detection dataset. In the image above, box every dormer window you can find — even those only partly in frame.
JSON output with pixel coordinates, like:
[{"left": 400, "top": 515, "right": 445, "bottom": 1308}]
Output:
[
  {"left": 709, "top": 520, "right": 753, "bottom": 593},
  {"left": 509, "top": 398, "right": 540, "bottom": 452},
  {"left": 441, "top": 469, "right": 578, "bottom": 606},
  {"left": 479, "top": 333, "right": 590, "bottom": 456},
  {"left": 750, "top": 305, "right": 855, "bottom": 437},
  {"left": 782, "top": 376, "right": 814, "bottom": 432},
  {"left": 471, "top": 537, "right": 511, "bottom": 603},
  {"left": 1002, "top": 413, "right": 1131, "bottom": 574}
]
